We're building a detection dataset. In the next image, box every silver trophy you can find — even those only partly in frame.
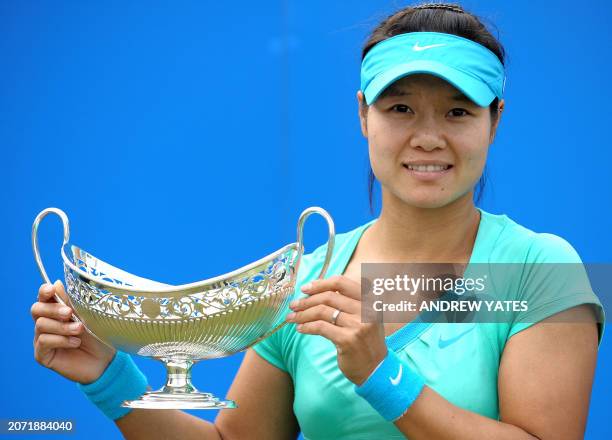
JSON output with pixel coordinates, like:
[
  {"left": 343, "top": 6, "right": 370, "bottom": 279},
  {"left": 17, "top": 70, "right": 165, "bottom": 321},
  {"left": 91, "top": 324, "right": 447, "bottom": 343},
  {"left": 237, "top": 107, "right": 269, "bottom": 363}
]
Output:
[{"left": 32, "top": 207, "right": 334, "bottom": 409}]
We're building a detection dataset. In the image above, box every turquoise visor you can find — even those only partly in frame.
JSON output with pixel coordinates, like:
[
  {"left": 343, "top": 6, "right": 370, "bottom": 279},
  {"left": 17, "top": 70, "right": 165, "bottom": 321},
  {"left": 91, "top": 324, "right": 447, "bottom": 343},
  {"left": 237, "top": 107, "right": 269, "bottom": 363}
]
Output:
[{"left": 361, "top": 32, "right": 505, "bottom": 107}]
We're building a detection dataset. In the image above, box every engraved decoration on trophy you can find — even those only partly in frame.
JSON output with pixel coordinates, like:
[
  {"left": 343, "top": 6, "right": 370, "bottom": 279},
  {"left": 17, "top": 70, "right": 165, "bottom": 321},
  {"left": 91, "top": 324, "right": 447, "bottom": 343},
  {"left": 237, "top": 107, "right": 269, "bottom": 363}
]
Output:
[{"left": 32, "top": 207, "right": 335, "bottom": 409}]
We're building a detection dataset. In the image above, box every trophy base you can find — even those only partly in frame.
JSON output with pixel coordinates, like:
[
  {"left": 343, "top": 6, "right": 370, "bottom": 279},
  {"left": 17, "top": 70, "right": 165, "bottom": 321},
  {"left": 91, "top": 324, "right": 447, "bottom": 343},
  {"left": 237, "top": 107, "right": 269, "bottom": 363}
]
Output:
[
  {"left": 122, "top": 391, "right": 237, "bottom": 410},
  {"left": 120, "top": 358, "right": 237, "bottom": 409}
]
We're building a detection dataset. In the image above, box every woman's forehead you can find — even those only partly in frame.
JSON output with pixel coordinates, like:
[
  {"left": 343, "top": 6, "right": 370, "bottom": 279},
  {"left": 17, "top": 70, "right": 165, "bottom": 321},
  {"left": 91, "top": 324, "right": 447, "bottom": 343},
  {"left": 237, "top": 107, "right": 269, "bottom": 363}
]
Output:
[
  {"left": 392, "top": 74, "right": 459, "bottom": 92},
  {"left": 381, "top": 75, "right": 470, "bottom": 102}
]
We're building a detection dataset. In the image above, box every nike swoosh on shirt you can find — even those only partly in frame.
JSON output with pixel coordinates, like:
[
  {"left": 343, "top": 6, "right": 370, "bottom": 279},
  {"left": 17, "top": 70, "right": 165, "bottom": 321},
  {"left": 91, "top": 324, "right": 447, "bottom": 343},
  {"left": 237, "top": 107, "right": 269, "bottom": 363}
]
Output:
[
  {"left": 412, "top": 43, "right": 446, "bottom": 51},
  {"left": 389, "top": 364, "right": 403, "bottom": 386},
  {"left": 438, "top": 324, "right": 476, "bottom": 349}
]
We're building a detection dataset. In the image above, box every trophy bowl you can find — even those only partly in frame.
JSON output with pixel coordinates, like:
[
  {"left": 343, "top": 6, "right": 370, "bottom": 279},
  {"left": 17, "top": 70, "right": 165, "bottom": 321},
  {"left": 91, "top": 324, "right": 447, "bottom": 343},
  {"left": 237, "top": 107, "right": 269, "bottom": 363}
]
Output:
[{"left": 32, "top": 207, "right": 335, "bottom": 409}]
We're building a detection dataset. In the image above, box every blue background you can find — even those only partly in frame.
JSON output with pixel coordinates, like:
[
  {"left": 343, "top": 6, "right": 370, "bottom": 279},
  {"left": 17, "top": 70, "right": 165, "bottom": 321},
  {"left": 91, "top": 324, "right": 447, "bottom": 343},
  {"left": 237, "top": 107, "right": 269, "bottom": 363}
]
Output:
[{"left": 2, "top": 1, "right": 610, "bottom": 438}]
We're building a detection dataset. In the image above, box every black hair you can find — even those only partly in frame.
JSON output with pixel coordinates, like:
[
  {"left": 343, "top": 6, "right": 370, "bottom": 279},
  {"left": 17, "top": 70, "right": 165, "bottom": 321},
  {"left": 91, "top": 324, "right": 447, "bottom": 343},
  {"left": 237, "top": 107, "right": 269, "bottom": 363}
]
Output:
[{"left": 362, "top": 2, "right": 506, "bottom": 213}]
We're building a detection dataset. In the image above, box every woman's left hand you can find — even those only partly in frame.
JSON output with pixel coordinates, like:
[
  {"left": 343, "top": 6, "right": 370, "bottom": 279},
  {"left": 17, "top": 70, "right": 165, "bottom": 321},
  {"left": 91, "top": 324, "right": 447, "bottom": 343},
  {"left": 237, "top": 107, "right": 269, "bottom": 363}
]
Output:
[{"left": 285, "top": 275, "right": 388, "bottom": 386}]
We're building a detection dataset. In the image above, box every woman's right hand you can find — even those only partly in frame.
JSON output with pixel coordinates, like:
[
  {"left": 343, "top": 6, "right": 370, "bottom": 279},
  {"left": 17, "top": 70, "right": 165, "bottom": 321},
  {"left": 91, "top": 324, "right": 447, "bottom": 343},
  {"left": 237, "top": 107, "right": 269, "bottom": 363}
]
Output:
[{"left": 31, "top": 280, "right": 116, "bottom": 384}]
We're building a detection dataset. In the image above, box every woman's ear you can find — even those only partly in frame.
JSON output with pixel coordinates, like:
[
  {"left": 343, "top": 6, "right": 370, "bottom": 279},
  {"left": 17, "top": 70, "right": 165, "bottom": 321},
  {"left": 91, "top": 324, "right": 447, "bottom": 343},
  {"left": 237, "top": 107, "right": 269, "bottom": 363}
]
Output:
[
  {"left": 357, "top": 90, "right": 368, "bottom": 137},
  {"left": 489, "top": 99, "right": 505, "bottom": 144}
]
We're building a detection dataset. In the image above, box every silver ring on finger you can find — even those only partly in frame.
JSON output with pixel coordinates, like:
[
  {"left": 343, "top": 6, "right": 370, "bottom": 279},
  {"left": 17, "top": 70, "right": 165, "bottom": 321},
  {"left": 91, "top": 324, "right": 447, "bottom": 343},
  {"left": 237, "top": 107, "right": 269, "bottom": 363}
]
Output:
[{"left": 331, "top": 308, "right": 341, "bottom": 326}]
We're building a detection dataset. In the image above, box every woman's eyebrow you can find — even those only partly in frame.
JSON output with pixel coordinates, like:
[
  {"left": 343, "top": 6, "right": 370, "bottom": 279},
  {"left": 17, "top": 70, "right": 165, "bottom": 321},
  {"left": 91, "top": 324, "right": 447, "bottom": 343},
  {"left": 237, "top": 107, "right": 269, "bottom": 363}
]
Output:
[
  {"left": 379, "top": 87, "right": 411, "bottom": 99},
  {"left": 451, "top": 92, "right": 474, "bottom": 104},
  {"left": 379, "top": 88, "right": 474, "bottom": 104}
]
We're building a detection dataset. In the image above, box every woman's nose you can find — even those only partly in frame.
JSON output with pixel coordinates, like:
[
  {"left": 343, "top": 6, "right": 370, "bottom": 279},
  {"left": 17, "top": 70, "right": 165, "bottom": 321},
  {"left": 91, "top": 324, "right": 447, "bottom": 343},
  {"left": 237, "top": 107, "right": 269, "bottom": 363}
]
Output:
[
  {"left": 409, "top": 128, "right": 446, "bottom": 151},
  {"left": 406, "top": 112, "right": 447, "bottom": 151}
]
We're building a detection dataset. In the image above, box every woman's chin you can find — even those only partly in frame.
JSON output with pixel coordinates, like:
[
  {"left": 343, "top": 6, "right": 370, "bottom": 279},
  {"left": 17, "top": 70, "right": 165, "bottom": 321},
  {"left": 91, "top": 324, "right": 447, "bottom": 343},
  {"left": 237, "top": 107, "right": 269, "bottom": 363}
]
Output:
[{"left": 395, "top": 190, "right": 462, "bottom": 209}]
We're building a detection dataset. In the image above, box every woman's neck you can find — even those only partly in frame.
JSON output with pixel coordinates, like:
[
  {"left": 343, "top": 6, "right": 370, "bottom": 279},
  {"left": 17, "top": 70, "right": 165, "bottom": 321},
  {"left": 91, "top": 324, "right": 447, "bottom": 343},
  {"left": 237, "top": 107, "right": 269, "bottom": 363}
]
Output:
[{"left": 362, "top": 191, "right": 480, "bottom": 263}]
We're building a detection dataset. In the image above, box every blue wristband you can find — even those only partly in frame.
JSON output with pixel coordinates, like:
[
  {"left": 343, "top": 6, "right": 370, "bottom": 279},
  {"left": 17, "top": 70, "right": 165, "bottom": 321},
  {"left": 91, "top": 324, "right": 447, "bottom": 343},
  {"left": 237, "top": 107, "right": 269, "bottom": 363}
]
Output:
[
  {"left": 354, "top": 349, "right": 425, "bottom": 421},
  {"left": 77, "top": 351, "right": 148, "bottom": 420}
]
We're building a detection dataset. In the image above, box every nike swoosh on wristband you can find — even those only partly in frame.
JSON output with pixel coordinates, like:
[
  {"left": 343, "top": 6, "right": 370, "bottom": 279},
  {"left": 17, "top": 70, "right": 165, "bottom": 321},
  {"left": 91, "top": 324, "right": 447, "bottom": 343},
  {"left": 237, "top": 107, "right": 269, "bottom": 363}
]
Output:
[
  {"left": 389, "top": 364, "right": 403, "bottom": 386},
  {"left": 438, "top": 324, "right": 476, "bottom": 349},
  {"left": 412, "top": 42, "right": 446, "bottom": 51}
]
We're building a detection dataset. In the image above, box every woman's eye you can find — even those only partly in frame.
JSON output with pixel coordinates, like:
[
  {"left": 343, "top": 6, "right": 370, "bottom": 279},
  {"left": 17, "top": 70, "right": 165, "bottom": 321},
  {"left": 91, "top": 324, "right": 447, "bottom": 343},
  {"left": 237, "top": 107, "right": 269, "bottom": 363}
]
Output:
[
  {"left": 388, "top": 106, "right": 469, "bottom": 117},
  {"left": 392, "top": 104, "right": 411, "bottom": 113},
  {"left": 448, "top": 108, "right": 469, "bottom": 117}
]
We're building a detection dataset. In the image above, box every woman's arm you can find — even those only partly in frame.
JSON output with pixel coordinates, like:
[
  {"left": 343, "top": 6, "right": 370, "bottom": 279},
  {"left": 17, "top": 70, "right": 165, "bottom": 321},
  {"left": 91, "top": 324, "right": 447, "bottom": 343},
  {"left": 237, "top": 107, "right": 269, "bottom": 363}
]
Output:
[
  {"left": 115, "top": 348, "right": 300, "bottom": 440},
  {"left": 115, "top": 409, "right": 221, "bottom": 440},
  {"left": 394, "top": 305, "right": 599, "bottom": 439}
]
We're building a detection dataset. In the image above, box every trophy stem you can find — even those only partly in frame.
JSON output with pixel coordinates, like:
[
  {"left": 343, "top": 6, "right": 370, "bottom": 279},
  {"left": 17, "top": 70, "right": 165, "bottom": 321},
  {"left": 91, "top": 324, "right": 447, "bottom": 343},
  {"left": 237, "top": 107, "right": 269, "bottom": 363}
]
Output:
[
  {"left": 122, "top": 357, "right": 237, "bottom": 410},
  {"left": 162, "top": 358, "right": 197, "bottom": 394}
]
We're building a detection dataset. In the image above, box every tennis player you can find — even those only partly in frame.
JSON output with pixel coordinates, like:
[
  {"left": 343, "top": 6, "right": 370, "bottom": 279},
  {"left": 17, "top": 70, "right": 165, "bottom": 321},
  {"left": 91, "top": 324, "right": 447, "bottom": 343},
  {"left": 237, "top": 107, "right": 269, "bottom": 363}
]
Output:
[{"left": 31, "top": 3, "right": 605, "bottom": 439}]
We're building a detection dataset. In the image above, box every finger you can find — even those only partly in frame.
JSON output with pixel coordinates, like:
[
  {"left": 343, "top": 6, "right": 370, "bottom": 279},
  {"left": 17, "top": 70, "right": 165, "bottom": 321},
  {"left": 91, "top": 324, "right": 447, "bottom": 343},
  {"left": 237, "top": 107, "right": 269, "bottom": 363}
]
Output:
[
  {"left": 290, "top": 290, "right": 360, "bottom": 315},
  {"left": 37, "top": 283, "right": 56, "bottom": 302},
  {"left": 287, "top": 304, "right": 359, "bottom": 328},
  {"left": 301, "top": 275, "right": 361, "bottom": 300},
  {"left": 35, "top": 333, "right": 81, "bottom": 365},
  {"left": 37, "top": 281, "right": 70, "bottom": 307},
  {"left": 34, "top": 317, "right": 83, "bottom": 342},
  {"left": 296, "top": 320, "right": 353, "bottom": 348},
  {"left": 53, "top": 280, "right": 71, "bottom": 305},
  {"left": 31, "top": 301, "right": 74, "bottom": 322}
]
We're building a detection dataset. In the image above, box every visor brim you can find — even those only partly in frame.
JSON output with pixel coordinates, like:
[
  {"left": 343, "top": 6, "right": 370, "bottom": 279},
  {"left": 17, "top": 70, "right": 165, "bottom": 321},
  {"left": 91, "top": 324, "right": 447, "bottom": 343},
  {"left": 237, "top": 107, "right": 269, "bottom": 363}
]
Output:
[{"left": 363, "top": 60, "right": 496, "bottom": 107}]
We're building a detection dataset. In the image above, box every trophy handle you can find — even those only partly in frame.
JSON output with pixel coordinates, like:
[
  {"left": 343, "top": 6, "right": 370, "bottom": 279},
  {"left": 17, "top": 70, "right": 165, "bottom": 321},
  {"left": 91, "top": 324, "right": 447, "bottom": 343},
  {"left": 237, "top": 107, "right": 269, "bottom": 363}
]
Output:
[
  {"left": 31, "top": 208, "right": 76, "bottom": 316},
  {"left": 296, "top": 207, "right": 335, "bottom": 279}
]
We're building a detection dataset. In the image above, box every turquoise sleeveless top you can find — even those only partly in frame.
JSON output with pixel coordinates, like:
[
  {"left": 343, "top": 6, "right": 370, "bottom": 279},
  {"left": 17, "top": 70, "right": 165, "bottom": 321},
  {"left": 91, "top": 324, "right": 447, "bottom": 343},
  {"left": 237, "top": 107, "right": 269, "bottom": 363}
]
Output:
[{"left": 252, "top": 209, "right": 605, "bottom": 440}]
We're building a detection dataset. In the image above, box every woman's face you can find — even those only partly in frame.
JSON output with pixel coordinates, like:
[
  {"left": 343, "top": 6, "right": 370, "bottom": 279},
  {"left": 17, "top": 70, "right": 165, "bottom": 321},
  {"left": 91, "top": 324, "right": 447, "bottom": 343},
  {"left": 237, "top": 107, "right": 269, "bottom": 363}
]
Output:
[{"left": 358, "top": 74, "right": 504, "bottom": 209}]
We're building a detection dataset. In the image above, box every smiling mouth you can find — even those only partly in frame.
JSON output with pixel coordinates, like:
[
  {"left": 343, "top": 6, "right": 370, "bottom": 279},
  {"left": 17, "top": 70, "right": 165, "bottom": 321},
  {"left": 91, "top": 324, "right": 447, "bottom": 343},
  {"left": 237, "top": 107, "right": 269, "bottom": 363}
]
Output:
[{"left": 404, "top": 164, "right": 453, "bottom": 172}]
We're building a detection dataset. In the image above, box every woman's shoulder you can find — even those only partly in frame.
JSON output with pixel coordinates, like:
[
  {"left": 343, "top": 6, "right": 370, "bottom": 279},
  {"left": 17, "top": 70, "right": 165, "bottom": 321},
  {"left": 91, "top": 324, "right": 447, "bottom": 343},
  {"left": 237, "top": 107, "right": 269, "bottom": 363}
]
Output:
[
  {"left": 477, "top": 210, "right": 605, "bottom": 345},
  {"left": 478, "top": 209, "right": 583, "bottom": 264}
]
